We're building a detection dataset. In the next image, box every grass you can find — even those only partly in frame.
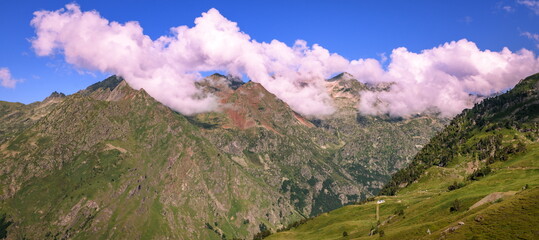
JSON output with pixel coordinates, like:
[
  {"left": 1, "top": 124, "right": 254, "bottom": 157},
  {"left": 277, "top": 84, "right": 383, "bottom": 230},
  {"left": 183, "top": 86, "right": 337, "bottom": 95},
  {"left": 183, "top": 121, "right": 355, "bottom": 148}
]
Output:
[
  {"left": 428, "top": 188, "right": 539, "bottom": 240},
  {"left": 268, "top": 143, "right": 539, "bottom": 240},
  {"left": 141, "top": 197, "right": 170, "bottom": 239}
]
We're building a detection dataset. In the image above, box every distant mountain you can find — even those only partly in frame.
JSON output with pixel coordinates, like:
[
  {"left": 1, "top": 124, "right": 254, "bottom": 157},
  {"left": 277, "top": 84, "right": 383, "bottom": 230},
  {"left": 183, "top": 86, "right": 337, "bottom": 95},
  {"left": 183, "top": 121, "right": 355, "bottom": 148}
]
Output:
[
  {"left": 268, "top": 73, "right": 539, "bottom": 240},
  {"left": 0, "top": 73, "right": 445, "bottom": 239}
]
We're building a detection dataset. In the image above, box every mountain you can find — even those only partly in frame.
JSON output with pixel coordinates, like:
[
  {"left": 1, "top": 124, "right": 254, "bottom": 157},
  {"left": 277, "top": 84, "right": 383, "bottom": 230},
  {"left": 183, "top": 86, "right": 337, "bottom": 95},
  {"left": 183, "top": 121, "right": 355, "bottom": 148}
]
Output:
[
  {"left": 267, "top": 73, "right": 539, "bottom": 240},
  {"left": 0, "top": 73, "right": 445, "bottom": 239},
  {"left": 320, "top": 73, "right": 444, "bottom": 194}
]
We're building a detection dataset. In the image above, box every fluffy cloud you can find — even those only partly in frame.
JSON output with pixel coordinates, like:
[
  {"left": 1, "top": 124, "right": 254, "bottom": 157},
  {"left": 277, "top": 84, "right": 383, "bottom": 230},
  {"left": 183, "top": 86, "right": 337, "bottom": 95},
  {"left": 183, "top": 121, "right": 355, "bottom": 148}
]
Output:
[
  {"left": 355, "top": 40, "right": 539, "bottom": 117},
  {"left": 30, "top": 4, "right": 340, "bottom": 116},
  {"left": 0, "top": 67, "right": 20, "bottom": 88},
  {"left": 30, "top": 4, "right": 539, "bottom": 118}
]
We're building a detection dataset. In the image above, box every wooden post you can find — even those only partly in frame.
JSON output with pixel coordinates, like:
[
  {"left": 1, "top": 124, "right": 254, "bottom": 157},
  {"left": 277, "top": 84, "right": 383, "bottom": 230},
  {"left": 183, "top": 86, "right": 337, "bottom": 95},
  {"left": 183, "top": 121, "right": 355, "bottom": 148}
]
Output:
[{"left": 376, "top": 203, "right": 380, "bottom": 221}]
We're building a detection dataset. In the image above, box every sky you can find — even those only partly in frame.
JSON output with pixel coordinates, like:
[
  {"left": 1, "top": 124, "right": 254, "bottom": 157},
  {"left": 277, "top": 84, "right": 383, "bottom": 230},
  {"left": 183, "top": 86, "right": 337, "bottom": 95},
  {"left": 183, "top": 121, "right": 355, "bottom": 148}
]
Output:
[{"left": 1, "top": 0, "right": 539, "bottom": 117}]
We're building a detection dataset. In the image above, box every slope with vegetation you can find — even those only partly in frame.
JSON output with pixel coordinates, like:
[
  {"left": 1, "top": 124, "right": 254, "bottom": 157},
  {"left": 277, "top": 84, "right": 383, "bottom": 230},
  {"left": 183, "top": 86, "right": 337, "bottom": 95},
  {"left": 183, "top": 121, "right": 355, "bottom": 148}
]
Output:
[{"left": 267, "top": 73, "right": 539, "bottom": 240}]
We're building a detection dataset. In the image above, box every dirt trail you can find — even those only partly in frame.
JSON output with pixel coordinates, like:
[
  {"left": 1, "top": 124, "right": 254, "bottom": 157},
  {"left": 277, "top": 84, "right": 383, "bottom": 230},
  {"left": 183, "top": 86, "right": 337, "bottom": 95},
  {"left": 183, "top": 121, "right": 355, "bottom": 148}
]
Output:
[{"left": 469, "top": 191, "right": 517, "bottom": 210}]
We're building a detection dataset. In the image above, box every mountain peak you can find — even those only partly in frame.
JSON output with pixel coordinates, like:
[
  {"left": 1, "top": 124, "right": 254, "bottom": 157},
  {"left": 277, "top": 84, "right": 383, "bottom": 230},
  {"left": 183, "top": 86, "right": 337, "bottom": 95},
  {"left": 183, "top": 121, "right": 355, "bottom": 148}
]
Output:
[
  {"left": 325, "top": 73, "right": 366, "bottom": 112},
  {"left": 326, "top": 72, "right": 367, "bottom": 93},
  {"left": 208, "top": 73, "right": 226, "bottom": 78},
  {"left": 197, "top": 74, "right": 245, "bottom": 96},
  {"left": 79, "top": 75, "right": 137, "bottom": 102},
  {"left": 221, "top": 80, "right": 294, "bottom": 129},
  {"left": 85, "top": 75, "right": 124, "bottom": 92},
  {"left": 192, "top": 78, "right": 313, "bottom": 130},
  {"left": 328, "top": 72, "right": 355, "bottom": 82},
  {"left": 44, "top": 91, "right": 66, "bottom": 101}
]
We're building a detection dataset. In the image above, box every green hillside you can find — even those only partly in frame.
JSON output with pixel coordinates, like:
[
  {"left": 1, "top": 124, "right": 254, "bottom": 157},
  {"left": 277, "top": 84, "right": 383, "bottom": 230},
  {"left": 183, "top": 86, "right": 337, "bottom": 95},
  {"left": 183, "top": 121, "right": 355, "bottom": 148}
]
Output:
[{"left": 267, "top": 74, "right": 539, "bottom": 240}]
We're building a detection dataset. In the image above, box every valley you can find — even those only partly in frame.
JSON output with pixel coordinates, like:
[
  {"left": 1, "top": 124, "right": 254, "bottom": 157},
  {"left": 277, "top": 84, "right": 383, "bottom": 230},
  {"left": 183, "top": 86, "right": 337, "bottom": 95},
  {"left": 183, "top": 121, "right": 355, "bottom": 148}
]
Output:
[{"left": 268, "top": 73, "right": 539, "bottom": 239}]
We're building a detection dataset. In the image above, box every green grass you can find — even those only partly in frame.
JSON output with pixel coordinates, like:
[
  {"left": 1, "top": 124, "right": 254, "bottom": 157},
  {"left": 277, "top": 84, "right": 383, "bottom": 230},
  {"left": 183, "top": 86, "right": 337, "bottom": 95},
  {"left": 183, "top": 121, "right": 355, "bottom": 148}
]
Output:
[
  {"left": 428, "top": 187, "right": 539, "bottom": 240},
  {"left": 268, "top": 144, "right": 539, "bottom": 240},
  {"left": 141, "top": 197, "right": 170, "bottom": 239},
  {"left": 2, "top": 145, "right": 130, "bottom": 238}
]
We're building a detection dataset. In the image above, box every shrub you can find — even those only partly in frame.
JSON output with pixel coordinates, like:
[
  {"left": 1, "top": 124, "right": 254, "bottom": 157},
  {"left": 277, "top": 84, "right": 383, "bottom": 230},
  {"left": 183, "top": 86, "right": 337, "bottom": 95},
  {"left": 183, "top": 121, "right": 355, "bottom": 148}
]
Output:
[
  {"left": 0, "top": 214, "right": 12, "bottom": 239},
  {"left": 253, "top": 230, "right": 271, "bottom": 240},
  {"left": 307, "top": 176, "right": 318, "bottom": 186},
  {"left": 467, "top": 166, "right": 491, "bottom": 181},
  {"left": 370, "top": 225, "right": 379, "bottom": 235},
  {"left": 516, "top": 142, "right": 527, "bottom": 153},
  {"left": 450, "top": 199, "right": 461, "bottom": 212},
  {"left": 447, "top": 181, "right": 466, "bottom": 191}
]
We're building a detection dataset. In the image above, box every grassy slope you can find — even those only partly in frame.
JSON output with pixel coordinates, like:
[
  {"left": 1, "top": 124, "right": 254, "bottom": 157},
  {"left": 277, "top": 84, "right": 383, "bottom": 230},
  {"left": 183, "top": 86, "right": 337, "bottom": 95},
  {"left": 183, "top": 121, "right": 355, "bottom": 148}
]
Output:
[
  {"left": 268, "top": 142, "right": 538, "bottom": 240},
  {"left": 268, "top": 74, "right": 539, "bottom": 240}
]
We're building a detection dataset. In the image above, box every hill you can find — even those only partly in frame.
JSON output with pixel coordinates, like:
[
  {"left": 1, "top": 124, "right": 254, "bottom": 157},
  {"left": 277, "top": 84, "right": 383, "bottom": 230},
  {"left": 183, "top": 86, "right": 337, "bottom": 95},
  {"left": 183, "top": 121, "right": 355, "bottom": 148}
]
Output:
[{"left": 267, "top": 73, "right": 539, "bottom": 240}]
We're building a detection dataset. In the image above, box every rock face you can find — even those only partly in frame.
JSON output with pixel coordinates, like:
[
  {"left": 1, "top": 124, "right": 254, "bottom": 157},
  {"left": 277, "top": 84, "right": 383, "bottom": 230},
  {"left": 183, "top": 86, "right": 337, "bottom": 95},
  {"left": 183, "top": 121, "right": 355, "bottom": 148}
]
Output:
[{"left": 0, "top": 74, "right": 445, "bottom": 239}]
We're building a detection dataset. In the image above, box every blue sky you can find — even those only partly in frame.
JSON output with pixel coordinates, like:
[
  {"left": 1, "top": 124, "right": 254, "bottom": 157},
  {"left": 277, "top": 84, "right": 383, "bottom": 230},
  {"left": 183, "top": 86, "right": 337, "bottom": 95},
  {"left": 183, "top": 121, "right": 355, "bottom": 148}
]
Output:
[{"left": 1, "top": 0, "right": 539, "bottom": 104}]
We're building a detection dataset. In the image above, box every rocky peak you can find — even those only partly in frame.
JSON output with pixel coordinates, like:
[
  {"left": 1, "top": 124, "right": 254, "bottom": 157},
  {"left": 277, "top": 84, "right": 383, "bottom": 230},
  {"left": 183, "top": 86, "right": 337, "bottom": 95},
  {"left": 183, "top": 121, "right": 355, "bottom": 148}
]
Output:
[
  {"left": 326, "top": 73, "right": 367, "bottom": 93},
  {"left": 79, "top": 75, "right": 138, "bottom": 102},
  {"left": 85, "top": 75, "right": 124, "bottom": 92},
  {"left": 43, "top": 91, "right": 66, "bottom": 102},
  {"left": 191, "top": 79, "right": 313, "bottom": 130},
  {"left": 328, "top": 72, "right": 355, "bottom": 82},
  {"left": 197, "top": 73, "right": 245, "bottom": 96},
  {"left": 325, "top": 73, "right": 366, "bottom": 112},
  {"left": 220, "top": 80, "right": 303, "bottom": 129}
]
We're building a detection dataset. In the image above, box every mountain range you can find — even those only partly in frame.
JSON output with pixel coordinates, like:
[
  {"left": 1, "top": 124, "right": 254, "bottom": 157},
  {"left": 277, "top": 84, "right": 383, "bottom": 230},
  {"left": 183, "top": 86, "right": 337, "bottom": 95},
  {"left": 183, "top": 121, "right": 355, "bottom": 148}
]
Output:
[{"left": 0, "top": 73, "right": 445, "bottom": 239}]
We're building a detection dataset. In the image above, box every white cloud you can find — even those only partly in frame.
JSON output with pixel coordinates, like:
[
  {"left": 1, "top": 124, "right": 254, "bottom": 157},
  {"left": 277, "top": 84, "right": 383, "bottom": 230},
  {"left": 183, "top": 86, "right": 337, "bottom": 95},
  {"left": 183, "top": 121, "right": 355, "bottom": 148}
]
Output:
[
  {"left": 31, "top": 4, "right": 340, "bottom": 116},
  {"left": 355, "top": 40, "right": 539, "bottom": 117},
  {"left": 0, "top": 67, "right": 20, "bottom": 88},
  {"left": 518, "top": 0, "right": 539, "bottom": 14},
  {"left": 522, "top": 31, "right": 539, "bottom": 41},
  {"left": 521, "top": 31, "right": 539, "bottom": 49},
  {"left": 502, "top": 5, "right": 515, "bottom": 12},
  {"left": 30, "top": 4, "right": 539, "bottom": 118}
]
